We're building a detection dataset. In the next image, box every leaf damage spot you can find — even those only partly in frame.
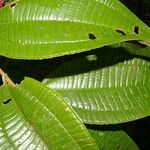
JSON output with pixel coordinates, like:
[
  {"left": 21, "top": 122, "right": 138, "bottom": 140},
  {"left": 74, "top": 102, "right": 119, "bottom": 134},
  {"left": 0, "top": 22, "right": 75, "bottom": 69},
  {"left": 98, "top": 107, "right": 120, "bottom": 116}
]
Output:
[
  {"left": 88, "top": 33, "right": 96, "bottom": 40},
  {"left": 10, "top": 3, "right": 15, "bottom": 8},
  {"left": 134, "top": 26, "right": 139, "bottom": 34},
  {"left": 115, "top": 29, "right": 126, "bottom": 36},
  {"left": 117, "top": 145, "right": 121, "bottom": 149},
  {"left": 3, "top": 99, "right": 12, "bottom": 104}
]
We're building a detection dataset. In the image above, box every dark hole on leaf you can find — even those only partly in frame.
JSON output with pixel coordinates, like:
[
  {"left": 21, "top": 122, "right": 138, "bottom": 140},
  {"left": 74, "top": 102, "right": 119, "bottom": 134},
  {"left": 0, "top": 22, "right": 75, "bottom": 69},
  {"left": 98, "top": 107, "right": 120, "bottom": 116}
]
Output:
[
  {"left": 3, "top": 99, "right": 12, "bottom": 104},
  {"left": 10, "top": 3, "right": 16, "bottom": 8},
  {"left": 117, "top": 146, "right": 121, "bottom": 149},
  {"left": 88, "top": 33, "right": 96, "bottom": 40},
  {"left": 134, "top": 26, "right": 139, "bottom": 34},
  {"left": 0, "top": 77, "right": 2, "bottom": 86},
  {"left": 115, "top": 29, "right": 126, "bottom": 36}
]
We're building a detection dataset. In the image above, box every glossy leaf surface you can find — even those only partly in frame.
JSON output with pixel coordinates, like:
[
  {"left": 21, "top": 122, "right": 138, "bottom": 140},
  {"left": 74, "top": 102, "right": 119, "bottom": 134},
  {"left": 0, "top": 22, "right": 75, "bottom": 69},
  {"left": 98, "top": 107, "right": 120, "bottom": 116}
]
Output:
[
  {"left": 44, "top": 47, "right": 150, "bottom": 124},
  {"left": 0, "top": 85, "right": 11, "bottom": 103},
  {"left": 88, "top": 127, "right": 139, "bottom": 150},
  {"left": 0, "top": 78, "right": 98, "bottom": 150},
  {"left": 121, "top": 42, "right": 150, "bottom": 57},
  {"left": 0, "top": 0, "right": 150, "bottom": 59}
]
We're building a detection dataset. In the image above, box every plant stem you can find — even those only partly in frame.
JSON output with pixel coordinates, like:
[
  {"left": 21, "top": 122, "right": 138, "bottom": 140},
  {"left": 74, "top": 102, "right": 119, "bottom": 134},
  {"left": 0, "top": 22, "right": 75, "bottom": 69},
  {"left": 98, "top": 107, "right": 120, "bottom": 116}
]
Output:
[{"left": 0, "top": 68, "right": 15, "bottom": 86}]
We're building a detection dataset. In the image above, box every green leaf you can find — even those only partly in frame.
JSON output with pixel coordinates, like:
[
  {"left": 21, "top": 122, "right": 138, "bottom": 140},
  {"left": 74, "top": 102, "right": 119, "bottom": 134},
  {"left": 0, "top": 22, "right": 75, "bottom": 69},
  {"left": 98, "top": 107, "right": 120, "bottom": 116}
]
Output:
[
  {"left": 88, "top": 127, "right": 139, "bottom": 150},
  {"left": 0, "top": 85, "right": 11, "bottom": 103},
  {"left": 0, "top": 0, "right": 150, "bottom": 59},
  {"left": 121, "top": 42, "right": 150, "bottom": 58},
  {"left": 110, "top": 42, "right": 150, "bottom": 57},
  {"left": 43, "top": 47, "right": 150, "bottom": 124},
  {"left": 0, "top": 78, "right": 98, "bottom": 150}
]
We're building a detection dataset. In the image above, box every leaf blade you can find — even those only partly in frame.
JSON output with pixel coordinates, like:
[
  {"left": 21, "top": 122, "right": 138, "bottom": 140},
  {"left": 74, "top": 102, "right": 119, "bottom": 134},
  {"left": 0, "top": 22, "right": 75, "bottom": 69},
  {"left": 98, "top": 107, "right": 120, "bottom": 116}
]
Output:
[
  {"left": 88, "top": 128, "right": 139, "bottom": 150},
  {"left": 0, "top": 0, "right": 150, "bottom": 59},
  {"left": 0, "top": 85, "right": 11, "bottom": 103},
  {"left": 0, "top": 78, "right": 98, "bottom": 150},
  {"left": 43, "top": 47, "right": 150, "bottom": 124}
]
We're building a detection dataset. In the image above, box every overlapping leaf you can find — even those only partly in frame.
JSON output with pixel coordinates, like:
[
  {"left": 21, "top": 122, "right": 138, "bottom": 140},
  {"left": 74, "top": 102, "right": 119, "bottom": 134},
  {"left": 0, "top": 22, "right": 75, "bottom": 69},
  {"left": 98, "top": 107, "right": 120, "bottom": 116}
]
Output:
[
  {"left": 88, "top": 127, "right": 139, "bottom": 150},
  {"left": 0, "top": 78, "right": 98, "bottom": 150},
  {"left": 0, "top": 85, "right": 11, "bottom": 103},
  {"left": 121, "top": 42, "right": 150, "bottom": 57},
  {"left": 43, "top": 47, "right": 150, "bottom": 124},
  {"left": 0, "top": 0, "right": 150, "bottom": 59}
]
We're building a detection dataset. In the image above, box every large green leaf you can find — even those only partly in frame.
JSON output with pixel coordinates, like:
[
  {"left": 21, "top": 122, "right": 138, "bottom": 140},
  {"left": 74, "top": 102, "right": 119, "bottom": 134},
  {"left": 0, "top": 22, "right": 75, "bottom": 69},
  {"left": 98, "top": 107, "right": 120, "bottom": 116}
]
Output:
[
  {"left": 43, "top": 47, "right": 150, "bottom": 124},
  {"left": 88, "top": 127, "right": 139, "bottom": 150},
  {"left": 0, "top": 78, "right": 98, "bottom": 150},
  {"left": 0, "top": 0, "right": 150, "bottom": 59}
]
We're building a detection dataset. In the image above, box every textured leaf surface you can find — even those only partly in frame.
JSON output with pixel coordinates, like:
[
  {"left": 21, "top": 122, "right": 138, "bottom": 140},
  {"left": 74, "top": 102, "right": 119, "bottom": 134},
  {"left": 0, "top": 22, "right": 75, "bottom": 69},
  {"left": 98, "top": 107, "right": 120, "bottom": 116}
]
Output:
[
  {"left": 121, "top": 42, "right": 150, "bottom": 57},
  {"left": 0, "top": 78, "right": 98, "bottom": 150},
  {"left": 88, "top": 128, "right": 139, "bottom": 150},
  {"left": 43, "top": 48, "right": 150, "bottom": 124},
  {"left": 0, "top": 0, "right": 150, "bottom": 59},
  {"left": 0, "top": 85, "right": 11, "bottom": 103}
]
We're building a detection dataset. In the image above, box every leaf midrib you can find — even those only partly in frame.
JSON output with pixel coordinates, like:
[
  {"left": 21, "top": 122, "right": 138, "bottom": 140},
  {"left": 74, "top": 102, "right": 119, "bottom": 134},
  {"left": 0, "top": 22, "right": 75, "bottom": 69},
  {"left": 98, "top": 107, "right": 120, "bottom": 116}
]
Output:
[
  {"left": 0, "top": 19, "right": 142, "bottom": 36},
  {"left": 48, "top": 84, "right": 150, "bottom": 91},
  {"left": 14, "top": 85, "right": 89, "bottom": 150},
  {"left": 73, "top": 106, "right": 150, "bottom": 113},
  {"left": 8, "top": 87, "right": 50, "bottom": 150}
]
